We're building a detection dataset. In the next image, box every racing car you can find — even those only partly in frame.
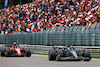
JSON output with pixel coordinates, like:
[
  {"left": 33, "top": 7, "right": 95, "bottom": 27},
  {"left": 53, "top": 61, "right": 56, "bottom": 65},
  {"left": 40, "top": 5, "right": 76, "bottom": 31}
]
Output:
[
  {"left": 0, "top": 42, "right": 31, "bottom": 57},
  {"left": 48, "top": 45, "right": 91, "bottom": 61}
]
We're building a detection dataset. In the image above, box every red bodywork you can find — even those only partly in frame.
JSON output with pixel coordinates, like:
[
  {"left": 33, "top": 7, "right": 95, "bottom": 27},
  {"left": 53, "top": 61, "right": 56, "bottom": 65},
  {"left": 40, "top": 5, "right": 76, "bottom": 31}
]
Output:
[{"left": 10, "top": 47, "right": 25, "bottom": 56}]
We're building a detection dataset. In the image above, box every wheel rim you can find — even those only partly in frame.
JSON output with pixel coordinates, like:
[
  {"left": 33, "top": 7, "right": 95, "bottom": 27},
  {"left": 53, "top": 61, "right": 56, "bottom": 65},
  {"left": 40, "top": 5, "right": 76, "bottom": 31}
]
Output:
[
  {"left": 57, "top": 51, "right": 60, "bottom": 60},
  {"left": 49, "top": 51, "right": 51, "bottom": 59}
]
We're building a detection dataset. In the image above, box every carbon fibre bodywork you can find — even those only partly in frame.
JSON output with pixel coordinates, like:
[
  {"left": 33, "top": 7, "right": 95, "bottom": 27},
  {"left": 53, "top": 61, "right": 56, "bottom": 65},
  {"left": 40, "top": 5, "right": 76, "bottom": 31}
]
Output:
[{"left": 49, "top": 46, "right": 91, "bottom": 61}]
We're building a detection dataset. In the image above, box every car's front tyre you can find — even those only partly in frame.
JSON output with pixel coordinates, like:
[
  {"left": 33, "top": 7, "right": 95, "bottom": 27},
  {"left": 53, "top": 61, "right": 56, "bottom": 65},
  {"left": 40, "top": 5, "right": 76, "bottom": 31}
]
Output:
[
  {"left": 26, "top": 48, "right": 31, "bottom": 57},
  {"left": 49, "top": 49, "right": 56, "bottom": 61}
]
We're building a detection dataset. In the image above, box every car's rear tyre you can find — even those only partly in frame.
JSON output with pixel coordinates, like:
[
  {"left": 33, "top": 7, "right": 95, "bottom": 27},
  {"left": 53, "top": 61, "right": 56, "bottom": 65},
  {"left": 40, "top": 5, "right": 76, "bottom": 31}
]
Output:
[
  {"left": 26, "top": 48, "right": 31, "bottom": 57},
  {"left": 5, "top": 47, "right": 10, "bottom": 56},
  {"left": 1, "top": 47, "right": 5, "bottom": 57},
  {"left": 48, "top": 49, "right": 56, "bottom": 61},
  {"left": 56, "top": 49, "right": 64, "bottom": 61},
  {"left": 76, "top": 50, "right": 80, "bottom": 56},
  {"left": 83, "top": 50, "right": 91, "bottom": 61},
  {"left": 58, "top": 49, "right": 64, "bottom": 57}
]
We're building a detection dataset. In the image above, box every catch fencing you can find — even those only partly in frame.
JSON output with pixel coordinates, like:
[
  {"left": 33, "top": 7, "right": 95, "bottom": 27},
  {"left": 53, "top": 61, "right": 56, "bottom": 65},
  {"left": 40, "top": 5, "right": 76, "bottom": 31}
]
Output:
[{"left": 0, "top": 23, "right": 100, "bottom": 46}]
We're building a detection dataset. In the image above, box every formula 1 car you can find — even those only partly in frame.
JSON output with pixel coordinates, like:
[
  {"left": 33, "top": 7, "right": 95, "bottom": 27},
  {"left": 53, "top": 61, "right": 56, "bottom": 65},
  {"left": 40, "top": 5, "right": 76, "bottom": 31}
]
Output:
[
  {"left": 0, "top": 44, "right": 31, "bottom": 57},
  {"left": 48, "top": 45, "right": 91, "bottom": 61}
]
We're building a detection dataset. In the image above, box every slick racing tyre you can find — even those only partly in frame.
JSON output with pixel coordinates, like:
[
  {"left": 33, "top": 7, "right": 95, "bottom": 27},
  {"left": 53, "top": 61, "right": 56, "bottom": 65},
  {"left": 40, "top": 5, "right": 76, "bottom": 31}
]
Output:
[
  {"left": 5, "top": 47, "right": 10, "bottom": 56},
  {"left": 49, "top": 49, "right": 56, "bottom": 60},
  {"left": 56, "top": 49, "right": 64, "bottom": 61},
  {"left": 76, "top": 50, "right": 80, "bottom": 56},
  {"left": 58, "top": 49, "right": 64, "bottom": 57},
  {"left": 83, "top": 50, "right": 91, "bottom": 61},
  {"left": 1, "top": 47, "right": 5, "bottom": 56},
  {"left": 26, "top": 48, "right": 31, "bottom": 57}
]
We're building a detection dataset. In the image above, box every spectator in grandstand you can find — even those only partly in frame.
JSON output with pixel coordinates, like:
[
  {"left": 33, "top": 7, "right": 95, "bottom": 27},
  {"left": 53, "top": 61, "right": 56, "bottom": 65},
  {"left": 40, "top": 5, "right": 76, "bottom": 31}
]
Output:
[{"left": 0, "top": 0, "right": 99, "bottom": 34}]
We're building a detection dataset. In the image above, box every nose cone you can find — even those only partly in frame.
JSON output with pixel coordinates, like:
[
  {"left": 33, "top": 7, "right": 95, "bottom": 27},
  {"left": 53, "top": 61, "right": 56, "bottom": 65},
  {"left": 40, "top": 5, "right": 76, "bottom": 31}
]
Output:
[{"left": 15, "top": 47, "right": 21, "bottom": 56}]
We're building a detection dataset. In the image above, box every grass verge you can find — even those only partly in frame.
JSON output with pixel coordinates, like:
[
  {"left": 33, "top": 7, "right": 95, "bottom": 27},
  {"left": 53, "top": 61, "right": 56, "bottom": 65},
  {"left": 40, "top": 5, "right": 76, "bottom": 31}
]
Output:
[
  {"left": 91, "top": 56, "right": 100, "bottom": 59},
  {"left": 31, "top": 53, "right": 48, "bottom": 55}
]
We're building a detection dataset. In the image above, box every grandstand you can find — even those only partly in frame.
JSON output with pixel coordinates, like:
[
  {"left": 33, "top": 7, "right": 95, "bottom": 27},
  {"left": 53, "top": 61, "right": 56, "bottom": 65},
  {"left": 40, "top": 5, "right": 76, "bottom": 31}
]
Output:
[{"left": 0, "top": 0, "right": 100, "bottom": 46}]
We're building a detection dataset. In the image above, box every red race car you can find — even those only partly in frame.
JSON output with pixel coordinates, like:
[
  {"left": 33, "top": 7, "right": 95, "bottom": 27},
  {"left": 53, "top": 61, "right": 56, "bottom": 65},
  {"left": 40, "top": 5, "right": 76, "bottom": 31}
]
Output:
[{"left": 0, "top": 44, "right": 31, "bottom": 57}]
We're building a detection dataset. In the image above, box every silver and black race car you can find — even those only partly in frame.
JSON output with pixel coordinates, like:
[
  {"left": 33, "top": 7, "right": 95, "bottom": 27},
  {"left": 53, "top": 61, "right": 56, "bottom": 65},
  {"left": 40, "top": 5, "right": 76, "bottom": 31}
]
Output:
[{"left": 48, "top": 45, "right": 91, "bottom": 61}]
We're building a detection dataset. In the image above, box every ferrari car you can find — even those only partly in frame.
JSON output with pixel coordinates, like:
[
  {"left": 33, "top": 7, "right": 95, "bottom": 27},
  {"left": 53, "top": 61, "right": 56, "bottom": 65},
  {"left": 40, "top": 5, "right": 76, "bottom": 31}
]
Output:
[
  {"left": 0, "top": 44, "right": 31, "bottom": 57},
  {"left": 48, "top": 45, "right": 91, "bottom": 61}
]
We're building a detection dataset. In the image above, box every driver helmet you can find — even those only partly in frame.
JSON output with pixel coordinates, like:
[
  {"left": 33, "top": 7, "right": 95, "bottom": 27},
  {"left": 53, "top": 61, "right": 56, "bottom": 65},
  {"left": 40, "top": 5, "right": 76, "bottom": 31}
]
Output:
[
  {"left": 13, "top": 41, "right": 16, "bottom": 46},
  {"left": 67, "top": 44, "right": 70, "bottom": 47}
]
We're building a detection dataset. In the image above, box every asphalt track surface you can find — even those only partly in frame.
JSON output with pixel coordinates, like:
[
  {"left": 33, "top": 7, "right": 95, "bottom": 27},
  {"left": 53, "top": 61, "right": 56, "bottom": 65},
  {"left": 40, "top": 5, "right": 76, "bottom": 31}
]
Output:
[{"left": 0, "top": 55, "right": 100, "bottom": 67}]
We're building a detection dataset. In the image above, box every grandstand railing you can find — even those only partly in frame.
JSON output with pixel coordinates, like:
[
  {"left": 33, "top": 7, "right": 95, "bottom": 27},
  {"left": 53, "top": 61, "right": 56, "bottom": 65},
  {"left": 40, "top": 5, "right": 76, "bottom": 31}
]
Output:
[{"left": 0, "top": 23, "right": 100, "bottom": 46}]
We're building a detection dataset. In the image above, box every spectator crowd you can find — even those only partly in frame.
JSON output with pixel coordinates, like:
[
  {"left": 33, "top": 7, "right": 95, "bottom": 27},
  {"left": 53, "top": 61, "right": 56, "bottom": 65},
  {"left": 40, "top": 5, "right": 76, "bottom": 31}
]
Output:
[{"left": 0, "top": 0, "right": 100, "bottom": 34}]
